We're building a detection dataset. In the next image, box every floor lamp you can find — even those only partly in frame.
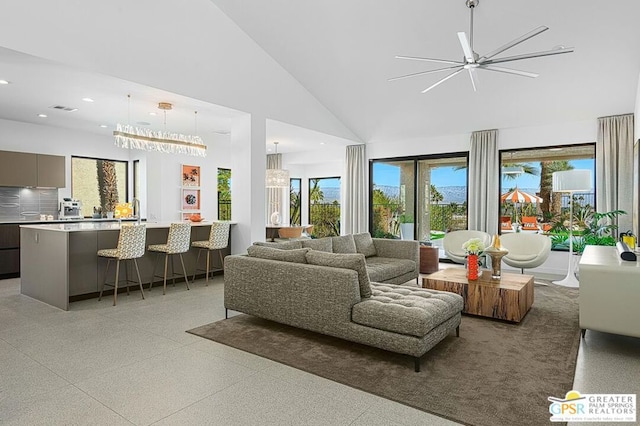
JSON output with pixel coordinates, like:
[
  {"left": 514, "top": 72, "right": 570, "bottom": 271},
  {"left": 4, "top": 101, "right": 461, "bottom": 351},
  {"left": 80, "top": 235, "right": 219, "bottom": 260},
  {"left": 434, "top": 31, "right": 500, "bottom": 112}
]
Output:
[{"left": 552, "top": 170, "right": 593, "bottom": 288}]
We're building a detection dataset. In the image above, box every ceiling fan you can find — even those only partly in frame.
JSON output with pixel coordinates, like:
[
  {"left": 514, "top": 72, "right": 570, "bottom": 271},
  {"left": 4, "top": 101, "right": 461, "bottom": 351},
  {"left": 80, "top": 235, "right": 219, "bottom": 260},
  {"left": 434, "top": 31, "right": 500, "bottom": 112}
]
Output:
[{"left": 389, "top": 0, "right": 574, "bottom": 93}]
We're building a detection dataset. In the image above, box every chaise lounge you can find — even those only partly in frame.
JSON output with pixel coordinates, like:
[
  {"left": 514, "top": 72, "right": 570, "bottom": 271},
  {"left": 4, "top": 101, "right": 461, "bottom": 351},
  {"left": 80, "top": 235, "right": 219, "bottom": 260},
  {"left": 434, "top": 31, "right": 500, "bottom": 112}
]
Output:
[{"left": 224, "top": 233, "right": 464, "bottom": 371}]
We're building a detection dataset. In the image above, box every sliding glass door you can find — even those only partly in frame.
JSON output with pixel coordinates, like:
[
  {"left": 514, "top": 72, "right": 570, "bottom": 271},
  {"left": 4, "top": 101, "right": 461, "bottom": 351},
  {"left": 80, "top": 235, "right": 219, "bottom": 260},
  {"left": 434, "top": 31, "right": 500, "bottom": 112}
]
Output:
[
  {"left": 371, "top": 160, "right": 415, "bottom": 239},
  {"left": 371, "top": 153, "right": 467, "bottom": 242},
  {"left": 417, "top": 156, "right": 468, "bottom": 242}
]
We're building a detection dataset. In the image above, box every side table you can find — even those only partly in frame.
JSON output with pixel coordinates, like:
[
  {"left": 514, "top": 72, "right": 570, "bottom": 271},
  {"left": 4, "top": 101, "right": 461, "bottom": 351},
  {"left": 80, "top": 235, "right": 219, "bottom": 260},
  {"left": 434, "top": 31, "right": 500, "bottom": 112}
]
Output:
[{"left": 419, "top": 245, "right": 439, "bottom": 274}]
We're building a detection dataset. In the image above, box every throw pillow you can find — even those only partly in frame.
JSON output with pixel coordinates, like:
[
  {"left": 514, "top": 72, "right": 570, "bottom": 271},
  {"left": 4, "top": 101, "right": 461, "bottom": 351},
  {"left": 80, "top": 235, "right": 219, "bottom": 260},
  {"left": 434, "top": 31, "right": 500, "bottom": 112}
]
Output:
[
  {"left": 247, "top": 245, "right": 309, "bottom": 263},
  {"left": 305, "top": 251, "right": 372, "bottom": 298},
  {"left": 331, "top": 234, "right": 357, "bottom": 254},
  {"left": 301, "top": 238, "right": 333, "bottom": 252},
  {"left": 353, "top": 232, "right": 377, "bottom": 257},
  {"left": 253, "top": 240, "right": 303, "bottom": 250}
]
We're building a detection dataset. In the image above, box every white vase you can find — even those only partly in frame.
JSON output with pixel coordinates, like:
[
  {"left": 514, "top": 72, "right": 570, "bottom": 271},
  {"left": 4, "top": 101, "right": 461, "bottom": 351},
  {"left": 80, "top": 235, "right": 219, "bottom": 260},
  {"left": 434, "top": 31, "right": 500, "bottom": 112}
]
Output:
[{"left": 270, "top": 211, "right": 281, "bottom": 226}]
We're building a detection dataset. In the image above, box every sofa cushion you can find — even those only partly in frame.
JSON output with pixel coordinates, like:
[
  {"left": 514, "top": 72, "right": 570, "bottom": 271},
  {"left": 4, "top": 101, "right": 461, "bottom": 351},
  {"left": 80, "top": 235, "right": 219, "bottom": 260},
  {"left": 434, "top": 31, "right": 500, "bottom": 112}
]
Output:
[
  {"left": 353, "top": 232, "right": 377, "bottom": 258},
  {"left": 305, "top": 251, "right": 371, "bottom": 298},
  {"left": 247, "top": 245, "right": 309, "bottom": 263},
  {"left": 352, "top": 283, "right": 463, "bottom": 337},
  {"left": 301, "top": 237, "right": 333, "bottom": 252},
  {"left": 253, "top": 240, "right": 303, "bottom": 250},
  {"left": 365, "top": 257, "right": 417, "bottom": 283},
  {"left": 331, "top": 235, "right": 357, "bottom": 254}
]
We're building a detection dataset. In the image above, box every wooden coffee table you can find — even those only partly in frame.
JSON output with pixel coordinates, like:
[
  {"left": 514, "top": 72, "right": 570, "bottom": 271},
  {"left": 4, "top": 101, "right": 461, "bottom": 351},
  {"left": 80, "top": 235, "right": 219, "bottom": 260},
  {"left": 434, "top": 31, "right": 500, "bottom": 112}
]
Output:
[{"left": 423, "top": 268, "right": 534, "bottom": 322}]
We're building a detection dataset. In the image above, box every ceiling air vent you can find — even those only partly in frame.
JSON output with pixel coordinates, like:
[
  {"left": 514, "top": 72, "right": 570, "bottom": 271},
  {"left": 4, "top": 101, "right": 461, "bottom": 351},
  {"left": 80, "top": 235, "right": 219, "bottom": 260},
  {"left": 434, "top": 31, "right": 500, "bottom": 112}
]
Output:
[{"left": 49, "top": 105, "right": 78, "bottom": 112}]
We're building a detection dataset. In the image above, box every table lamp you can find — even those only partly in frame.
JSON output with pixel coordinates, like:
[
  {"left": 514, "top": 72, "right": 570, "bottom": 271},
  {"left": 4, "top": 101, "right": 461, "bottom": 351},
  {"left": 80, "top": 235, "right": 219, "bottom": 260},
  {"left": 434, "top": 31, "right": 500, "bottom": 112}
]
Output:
[{"left": 552, "top": 170, "right": 593, "bottom": 287}]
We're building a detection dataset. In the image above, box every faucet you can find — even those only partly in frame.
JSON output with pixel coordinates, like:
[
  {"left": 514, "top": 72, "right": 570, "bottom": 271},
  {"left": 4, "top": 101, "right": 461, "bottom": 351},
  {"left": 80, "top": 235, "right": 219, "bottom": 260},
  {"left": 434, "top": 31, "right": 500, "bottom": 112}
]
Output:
[{"left": 133, "top": 198, "right": 141, "bottom": 224}]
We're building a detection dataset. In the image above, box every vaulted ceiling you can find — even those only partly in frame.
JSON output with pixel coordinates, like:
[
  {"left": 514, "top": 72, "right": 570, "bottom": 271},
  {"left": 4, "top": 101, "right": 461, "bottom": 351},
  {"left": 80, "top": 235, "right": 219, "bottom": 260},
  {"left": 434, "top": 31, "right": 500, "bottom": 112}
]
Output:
[{"left": 211, "top": 0, "right": 640, "bottom": 142}]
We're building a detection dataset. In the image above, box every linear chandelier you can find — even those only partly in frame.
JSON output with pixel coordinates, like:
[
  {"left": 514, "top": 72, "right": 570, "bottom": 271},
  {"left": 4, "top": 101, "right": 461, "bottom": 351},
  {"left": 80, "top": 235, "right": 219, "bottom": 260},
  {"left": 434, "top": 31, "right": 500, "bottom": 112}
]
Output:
[{"left": 113, "top": 99, "right": 207, "bottom": 157}]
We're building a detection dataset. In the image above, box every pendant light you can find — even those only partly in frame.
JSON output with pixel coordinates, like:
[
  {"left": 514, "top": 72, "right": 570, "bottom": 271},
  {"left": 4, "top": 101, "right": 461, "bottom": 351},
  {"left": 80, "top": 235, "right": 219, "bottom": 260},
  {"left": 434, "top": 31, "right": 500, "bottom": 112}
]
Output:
[{"left": 265, "top": 141, "right": 290, "bottom": 188}]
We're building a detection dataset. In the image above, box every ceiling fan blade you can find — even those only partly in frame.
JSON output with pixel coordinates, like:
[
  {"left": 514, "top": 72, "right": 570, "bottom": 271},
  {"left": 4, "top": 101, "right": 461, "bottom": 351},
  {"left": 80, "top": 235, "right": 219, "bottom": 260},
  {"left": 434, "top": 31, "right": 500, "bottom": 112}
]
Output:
[
  {"left": 457, "top": 32, "right": 475, "bottom": 63},
  {"left": 421, "top": 68, "right": 464, "bottom": 93},
  {"left": 395, "top": 55, "right": 463, "bottom": 65},
  {"left": 388, "top": 65, "right": 464, "bottom": 82},
  {"left": 478, "top": 26, "right": 548, "bottom": 62},
  {"left": 468, "top": 68, "right": 478, "bottom": 91},
  {"left": 481, "top": 47, "right": 574, "bottom": 65},
  {"left": 481, "top": 65, "right": 539, "bottom": 78}
]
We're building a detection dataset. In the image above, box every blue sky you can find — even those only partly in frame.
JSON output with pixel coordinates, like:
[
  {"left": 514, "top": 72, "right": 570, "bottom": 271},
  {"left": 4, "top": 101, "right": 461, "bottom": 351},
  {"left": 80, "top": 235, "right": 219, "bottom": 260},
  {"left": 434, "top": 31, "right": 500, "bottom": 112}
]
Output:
[{"left": 373, "top": 159, "right": 595, "bottom": 190}]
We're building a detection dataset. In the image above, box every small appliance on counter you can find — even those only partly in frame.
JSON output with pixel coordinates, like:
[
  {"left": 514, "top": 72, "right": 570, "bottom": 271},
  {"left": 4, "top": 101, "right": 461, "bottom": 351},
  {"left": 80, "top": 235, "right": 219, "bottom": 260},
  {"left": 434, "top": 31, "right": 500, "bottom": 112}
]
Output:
[{"left": 59, "top": 198, "right": 83, "bottom": 220}]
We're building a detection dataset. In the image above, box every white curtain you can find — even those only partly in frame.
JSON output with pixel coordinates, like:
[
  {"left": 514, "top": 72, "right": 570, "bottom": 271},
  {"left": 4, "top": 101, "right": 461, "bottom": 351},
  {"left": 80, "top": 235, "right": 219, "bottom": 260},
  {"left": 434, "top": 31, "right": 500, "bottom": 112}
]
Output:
[
  {"left": 344, "top": 144, "right": 367, "bottom": 234},
  {"left": 596, "top": 114, "right": 634, "bottom": 233},
  {"left": 266, "top": 153, "right": 282, "bottom": 223},
  {"left": 468, "top": 130, "right": 499, "bottom": 235}
]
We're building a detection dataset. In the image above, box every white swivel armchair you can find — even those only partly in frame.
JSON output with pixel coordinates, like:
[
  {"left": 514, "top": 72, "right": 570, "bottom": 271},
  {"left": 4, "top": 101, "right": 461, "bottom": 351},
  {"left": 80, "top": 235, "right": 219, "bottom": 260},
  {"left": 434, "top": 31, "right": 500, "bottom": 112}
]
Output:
[
  {"left": 443, "top": 230, "right": 492, "bottom": 264},
  {"left": 500, "top": 233, "right": 551, "bottom": 274}
]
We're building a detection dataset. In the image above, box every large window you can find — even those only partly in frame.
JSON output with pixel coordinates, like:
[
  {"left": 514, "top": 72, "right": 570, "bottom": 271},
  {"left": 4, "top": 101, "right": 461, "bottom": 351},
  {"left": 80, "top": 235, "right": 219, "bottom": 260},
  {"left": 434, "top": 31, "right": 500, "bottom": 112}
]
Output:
[
  {"left": 290, "top": 178, "right": 301, "bottom": 226},
  {"left": 217, "top": 168, "right": 231, "bottom": 220},
  {"left": 309, "top": 177, "right": 340, "bottom": 237},
  {"left": 71, "top": 156, "right": 128, "bottom": 217},
  {"left": 499, "top": 144, "right": 595, "bottom": 250},
  {"left": 370, "top": 154, "right": 468, "bottom": 241}
]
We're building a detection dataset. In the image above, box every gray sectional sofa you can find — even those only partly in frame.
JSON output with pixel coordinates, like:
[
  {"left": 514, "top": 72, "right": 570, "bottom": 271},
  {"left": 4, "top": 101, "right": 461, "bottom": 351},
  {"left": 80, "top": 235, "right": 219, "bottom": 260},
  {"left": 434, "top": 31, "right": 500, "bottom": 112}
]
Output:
[
  {"left": 224, "top": 233, "right": 463, "bottom": 371},
  {"left": 255, "top": 233, "right": 421, "bottom": 284}
]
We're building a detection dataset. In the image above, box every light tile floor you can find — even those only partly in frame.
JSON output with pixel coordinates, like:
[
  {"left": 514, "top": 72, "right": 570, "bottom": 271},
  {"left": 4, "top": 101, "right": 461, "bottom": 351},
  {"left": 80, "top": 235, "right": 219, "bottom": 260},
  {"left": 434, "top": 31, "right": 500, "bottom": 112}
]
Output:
[{"left": 0, "top": 270, "right": 638, "bottom": 425}]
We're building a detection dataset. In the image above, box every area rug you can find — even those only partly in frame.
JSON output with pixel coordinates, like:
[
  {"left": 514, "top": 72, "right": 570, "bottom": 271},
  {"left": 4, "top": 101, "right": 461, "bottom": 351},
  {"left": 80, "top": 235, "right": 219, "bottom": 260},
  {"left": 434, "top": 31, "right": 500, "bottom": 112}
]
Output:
[{"left": 188, "top": 284, "right": 580, "bottom": 426}]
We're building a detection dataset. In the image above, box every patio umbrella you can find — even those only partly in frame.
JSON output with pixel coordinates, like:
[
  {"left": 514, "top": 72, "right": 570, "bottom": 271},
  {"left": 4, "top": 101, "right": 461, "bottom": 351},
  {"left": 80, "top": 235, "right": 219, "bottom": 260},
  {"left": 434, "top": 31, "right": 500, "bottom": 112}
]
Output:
[
  {"left": 500, "top": 188, "right": 542, "bottom": 204},
  {"left": 500, "top": 187, "right": 542, "bottom": 223}
]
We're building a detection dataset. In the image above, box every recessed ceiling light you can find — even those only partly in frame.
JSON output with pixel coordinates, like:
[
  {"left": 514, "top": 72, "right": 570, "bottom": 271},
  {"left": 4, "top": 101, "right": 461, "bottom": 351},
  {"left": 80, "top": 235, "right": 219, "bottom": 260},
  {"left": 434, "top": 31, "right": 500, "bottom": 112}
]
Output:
[
  {"left": 320, "top": 142, "right": 325, "bottom": 145},
  {"left": 149, "top": 112, "right": 157, "bottom": 116},
  {"left": 99, "top": 124, "right": 108, "bottom": 128},
  {"left": 81, "top": 97, "right": 94, "bottom": 103},
  {"left": 37, "top": 114, "right": 47, "bottom": 118},
  {"left": 136, "top": 121, "right": 151, "bottom": 126},
  {"left": 549, "top": 148, "right": 563, "bottom": 151},
  {"left": 0, "top": 79, "right": 9, "bottom": 85}
]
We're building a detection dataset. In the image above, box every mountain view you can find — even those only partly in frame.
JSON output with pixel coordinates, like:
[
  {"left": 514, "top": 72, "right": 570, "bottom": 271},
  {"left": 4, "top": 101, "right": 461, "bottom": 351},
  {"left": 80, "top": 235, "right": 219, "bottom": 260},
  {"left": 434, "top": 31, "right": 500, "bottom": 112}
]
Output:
[{"left": 374, "top": 185, "right": 541, "bottom": 204}]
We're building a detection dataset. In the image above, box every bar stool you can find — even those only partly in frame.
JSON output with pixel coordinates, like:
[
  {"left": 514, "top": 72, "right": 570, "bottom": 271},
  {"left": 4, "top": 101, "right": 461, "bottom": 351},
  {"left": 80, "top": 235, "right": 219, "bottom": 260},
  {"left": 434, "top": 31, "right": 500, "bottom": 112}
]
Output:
[
  {"left": 192, "top": 221, "right": 231, "bottom": 284},
  {"left": 148, "top": 222, "right": 192, "bottom": 295},
  {"left": 98, "top": 224, "right": 147, "bottom": 306}
]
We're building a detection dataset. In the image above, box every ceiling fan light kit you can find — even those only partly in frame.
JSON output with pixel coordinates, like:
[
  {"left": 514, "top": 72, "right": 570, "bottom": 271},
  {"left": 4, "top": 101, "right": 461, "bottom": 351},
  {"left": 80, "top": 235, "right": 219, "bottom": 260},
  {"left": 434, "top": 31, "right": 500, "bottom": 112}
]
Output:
[{"left": 390, "top": 0, "right": 574, "bottom": 93}]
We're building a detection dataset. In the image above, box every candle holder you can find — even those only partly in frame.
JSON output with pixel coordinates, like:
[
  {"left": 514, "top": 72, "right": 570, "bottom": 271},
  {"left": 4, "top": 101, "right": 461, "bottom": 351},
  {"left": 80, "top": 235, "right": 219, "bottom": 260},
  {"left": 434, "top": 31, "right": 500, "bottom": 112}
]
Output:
[
  {"left": 485, "top": 235, "right": 509, "bottom": 280},
  {"left": 486, "top": 249, "right": 508, "bottom": 279}
]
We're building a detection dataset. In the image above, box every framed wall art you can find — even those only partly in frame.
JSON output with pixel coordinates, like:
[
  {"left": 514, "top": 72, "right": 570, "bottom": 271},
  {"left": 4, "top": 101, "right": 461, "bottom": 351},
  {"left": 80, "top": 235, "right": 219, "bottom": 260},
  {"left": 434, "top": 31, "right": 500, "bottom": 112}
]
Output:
[
  {"left": 182, "top": 188, "right": 200, "bottom": 210},
  {"left": 182, "top": 165, "right": 200, "bottom": 187}
]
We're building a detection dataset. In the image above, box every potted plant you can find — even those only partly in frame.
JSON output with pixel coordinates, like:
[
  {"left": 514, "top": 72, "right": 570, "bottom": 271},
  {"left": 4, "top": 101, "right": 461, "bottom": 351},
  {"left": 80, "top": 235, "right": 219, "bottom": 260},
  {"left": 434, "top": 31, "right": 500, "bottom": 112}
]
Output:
[
  {"left": 399, "top": 214, "right": 414, "bottom": 240},
  {"left": 548, "top": 205, "right": 626, "bottom": 253}
]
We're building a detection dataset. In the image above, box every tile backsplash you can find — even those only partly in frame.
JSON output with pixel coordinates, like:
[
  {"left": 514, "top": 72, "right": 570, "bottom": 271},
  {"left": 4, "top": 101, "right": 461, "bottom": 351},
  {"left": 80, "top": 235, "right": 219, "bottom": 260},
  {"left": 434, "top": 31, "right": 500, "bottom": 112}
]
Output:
[{"left": 0, "top": 187, "right": 59, "bottom": 221}]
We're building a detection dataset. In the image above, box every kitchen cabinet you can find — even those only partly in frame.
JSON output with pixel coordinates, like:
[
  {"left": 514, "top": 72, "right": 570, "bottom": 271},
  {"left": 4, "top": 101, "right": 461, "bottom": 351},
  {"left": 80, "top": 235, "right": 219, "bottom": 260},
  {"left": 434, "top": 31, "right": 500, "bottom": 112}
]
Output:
[
  {"left": 0, "top": 151, "right": 37, "bottom": 187},
  {"left": 37, "top": 154, "right": 66, "bottom": 187},
  {"left": 0, "top": 150, "right": 65, "bottom": 188},
  {"left": 0, "top": 224, "right": 20, "bottom": 278}
]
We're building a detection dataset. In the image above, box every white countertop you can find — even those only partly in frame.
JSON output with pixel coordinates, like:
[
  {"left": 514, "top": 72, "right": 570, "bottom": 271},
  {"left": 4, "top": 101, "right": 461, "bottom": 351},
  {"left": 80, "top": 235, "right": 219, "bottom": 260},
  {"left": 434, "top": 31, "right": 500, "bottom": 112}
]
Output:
[{"left": 19, "top": 221, "right": 235, "bottom": 232}]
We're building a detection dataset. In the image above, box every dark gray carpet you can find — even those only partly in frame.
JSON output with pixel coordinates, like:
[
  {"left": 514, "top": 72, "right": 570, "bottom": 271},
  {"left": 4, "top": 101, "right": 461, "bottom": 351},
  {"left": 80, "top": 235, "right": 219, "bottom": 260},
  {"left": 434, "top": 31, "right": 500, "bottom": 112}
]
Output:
[{"left": 188, "top": 284, "right": 579, "bottom": 426}]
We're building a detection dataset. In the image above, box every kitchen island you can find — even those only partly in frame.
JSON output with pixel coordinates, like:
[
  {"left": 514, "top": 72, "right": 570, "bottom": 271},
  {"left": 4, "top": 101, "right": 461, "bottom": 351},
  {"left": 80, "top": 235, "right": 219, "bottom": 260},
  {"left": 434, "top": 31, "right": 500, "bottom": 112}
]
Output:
[{"left": 20, "top": 221, "right": 233, "bottom": 310}]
